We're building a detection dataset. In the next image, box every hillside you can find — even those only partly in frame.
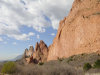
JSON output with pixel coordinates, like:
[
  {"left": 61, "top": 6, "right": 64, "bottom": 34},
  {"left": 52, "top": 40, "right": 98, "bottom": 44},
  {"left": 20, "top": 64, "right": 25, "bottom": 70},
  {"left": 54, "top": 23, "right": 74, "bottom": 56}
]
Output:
[{"left": 14, "top": 53, "right": 100, "bottom": 75}]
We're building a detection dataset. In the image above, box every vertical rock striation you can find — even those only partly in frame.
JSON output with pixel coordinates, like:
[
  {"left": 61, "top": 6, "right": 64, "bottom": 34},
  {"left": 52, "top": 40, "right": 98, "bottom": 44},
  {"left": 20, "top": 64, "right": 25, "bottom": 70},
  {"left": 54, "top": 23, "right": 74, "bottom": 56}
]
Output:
[
  {"left": 33, "top": 40, "right": 48, "bottom": 63},
  {"left": 24, "top": 40, "right": 48, "bottom": 63},
  {"left": 47, "top": 0, "right": 100, "bottom": 61}
]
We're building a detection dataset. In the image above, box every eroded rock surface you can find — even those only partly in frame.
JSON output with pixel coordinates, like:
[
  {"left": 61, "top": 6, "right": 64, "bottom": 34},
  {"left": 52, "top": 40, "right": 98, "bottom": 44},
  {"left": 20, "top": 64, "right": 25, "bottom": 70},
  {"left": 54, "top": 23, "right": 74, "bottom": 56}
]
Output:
[
  {"left": 33, "top": 40, "right": 48, "bottom": 63},
  {"left": 24, "top": 40, "right": 48, "bottom": 63},
  {"left": 47, "top": 0, "right": 100, "bottom": 61}
]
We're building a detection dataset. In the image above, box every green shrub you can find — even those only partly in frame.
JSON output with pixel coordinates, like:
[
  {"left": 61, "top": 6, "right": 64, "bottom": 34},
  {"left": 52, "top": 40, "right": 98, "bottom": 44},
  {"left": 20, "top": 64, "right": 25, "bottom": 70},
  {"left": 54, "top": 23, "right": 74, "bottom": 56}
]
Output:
[
  {"left": 58, "top": 57, "right": 64, "bottom": 62},
  {"left": 38, "top": 62, "right": 44, "bottom": 65},
  {"left": 81, "top": 53, "right": 86, "bottom": 56},
  {"left": 1, "top": 61, "right": 16, "bottom": 74},
  {"left": 83, "top": 63, "right": 92, "bottom": 71},
  {"left": 67, "top": 57, "right": 73, "bottom": 63},
  {"left": 98, "top": 54, "right": 100, "bottom": 56},
  {"left": 93, "top": 59, "right": 100, "bottom": 68}
]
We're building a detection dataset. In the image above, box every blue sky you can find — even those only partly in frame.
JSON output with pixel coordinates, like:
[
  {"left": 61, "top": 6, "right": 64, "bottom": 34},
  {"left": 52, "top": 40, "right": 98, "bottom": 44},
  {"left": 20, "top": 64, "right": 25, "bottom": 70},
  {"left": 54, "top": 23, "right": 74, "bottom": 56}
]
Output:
[{"left": 0, "top": 0, "right": 74, "bottom": 60}]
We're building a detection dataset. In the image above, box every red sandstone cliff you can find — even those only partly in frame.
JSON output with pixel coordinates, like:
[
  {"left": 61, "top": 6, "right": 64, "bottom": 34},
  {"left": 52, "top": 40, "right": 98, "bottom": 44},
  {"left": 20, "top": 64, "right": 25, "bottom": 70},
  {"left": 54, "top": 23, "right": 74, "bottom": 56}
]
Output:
[{"left": 47, "top": 0, "right": 100, "bottom": 61}]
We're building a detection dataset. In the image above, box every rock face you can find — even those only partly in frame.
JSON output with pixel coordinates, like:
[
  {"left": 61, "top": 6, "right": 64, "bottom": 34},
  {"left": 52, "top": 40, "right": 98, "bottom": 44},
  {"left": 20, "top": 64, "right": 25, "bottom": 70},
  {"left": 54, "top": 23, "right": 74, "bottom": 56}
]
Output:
[
  {"left": 47, "top": 0, "right": 100, "bottom": 61},
  {"left": 25, "top": 46, "right": 34, "bottom": 57},
  {"left": 33, "top": 40, "right": 48, "bottom": 63},
  {"left": 24, "top": 46, "right": 34, "bottom": 63},
  {"left": 24, "top": 40, "right": 48, "bottom": 63}
]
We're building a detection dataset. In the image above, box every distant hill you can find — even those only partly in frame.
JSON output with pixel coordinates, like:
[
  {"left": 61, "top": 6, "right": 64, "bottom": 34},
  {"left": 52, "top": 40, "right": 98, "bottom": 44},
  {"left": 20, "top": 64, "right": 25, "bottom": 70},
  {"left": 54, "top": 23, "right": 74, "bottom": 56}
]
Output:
[
  {"left": 11, "top": 55, "right": 23, "bottom": 61},
  {"left": 0, "top": 55, "right": 22, "bottom": 62}
]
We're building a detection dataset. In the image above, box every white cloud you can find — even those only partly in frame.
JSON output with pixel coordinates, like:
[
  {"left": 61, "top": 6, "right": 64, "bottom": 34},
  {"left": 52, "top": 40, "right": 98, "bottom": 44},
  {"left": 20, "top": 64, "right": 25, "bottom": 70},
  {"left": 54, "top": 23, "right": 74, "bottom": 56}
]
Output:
[
  {"left": 28, "top": 32, "right": 35, "bottom": 36},
  {"left": 13, "top": 42, "right": 17, "bottom": 45},
  {"left": 37, "top": 34, "right": 40, "bottom": 39},
  {"left": 8, "top": 32, "right": 35, "bottom": 41},
  {"left": 51, "top": 33, "right": 55, "bottom": 36},
  {"left": 0, "top": 0, "right": 74, "bottom": 40},
  {"left": 0, "top": 37, "right": 3, "bottom": 42},
  {"left": 3, "top": 41, "right": 7, "bottom": 44},
  {"left": 39, "top": 0, "right": 74, "bottom": 29}
]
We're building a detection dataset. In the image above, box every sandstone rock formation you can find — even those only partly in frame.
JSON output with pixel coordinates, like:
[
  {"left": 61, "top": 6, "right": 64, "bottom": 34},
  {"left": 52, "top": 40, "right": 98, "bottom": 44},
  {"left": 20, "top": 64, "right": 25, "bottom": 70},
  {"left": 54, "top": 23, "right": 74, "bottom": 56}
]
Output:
[
  {"left": 47, "top": 0, "right": 100, "bottom": 61},
  {"left": 24, "top": 46, "right": 34, "bottom": 63},
  {"left": 24, "top": 40, "right": 48, "bottom": 63},
  {"left": 24, "top": 46, "right": 34, "bottom": 57},
  {"left": 33, "top": 40, "right": 48, "bottom": 63}
]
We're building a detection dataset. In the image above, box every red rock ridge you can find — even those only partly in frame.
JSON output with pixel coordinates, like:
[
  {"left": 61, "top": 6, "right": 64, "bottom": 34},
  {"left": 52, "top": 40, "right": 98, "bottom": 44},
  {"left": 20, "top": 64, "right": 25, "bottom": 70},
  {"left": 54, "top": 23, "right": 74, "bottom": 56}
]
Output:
[{"left": 47, "top": 0, "right": 100, "bottom": 61}]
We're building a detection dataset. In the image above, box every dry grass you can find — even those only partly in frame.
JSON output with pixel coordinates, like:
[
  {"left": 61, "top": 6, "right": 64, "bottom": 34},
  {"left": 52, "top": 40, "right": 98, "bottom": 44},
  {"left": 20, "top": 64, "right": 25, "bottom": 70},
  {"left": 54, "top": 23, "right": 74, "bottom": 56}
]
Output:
[{"left": 1, "top": 53, "right": 100, "bottom": 75}]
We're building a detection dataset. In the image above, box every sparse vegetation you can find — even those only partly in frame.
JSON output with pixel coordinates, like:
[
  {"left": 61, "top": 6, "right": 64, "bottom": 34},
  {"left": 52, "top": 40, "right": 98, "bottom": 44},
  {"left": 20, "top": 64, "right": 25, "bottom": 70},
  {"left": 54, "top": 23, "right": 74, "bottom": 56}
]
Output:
[
  {"left": 81, "top": 53, "right": 86, "bottom": 56},
  {"left": 83, "top": 63, "right": 92, "bottom": 71},
  {"left": 67, "top": 57, "right": 73, "bottom": 63},
  {"left": 98, "top": 54, "right": 100, "bottom": 56},
  {"left": 93, "top": 59, "right": 100, "bottom": 68},
  {"left": 38, "top": 62, "right": 44, "bottom": 65},
  {"left": 58, "top": 57, "right": 64, "bottom": 62},
  {"left": 67, "top": 55, "right": 75, "bottom": 63},
  {"left": 1, "top": 61, "right": 16, "bottom": 74},
  {"left": 92, "top": 12, "right": 100, "bottom": 15},
  {"left": 0, "top": 53, "right": 100, "bottom": 75}
]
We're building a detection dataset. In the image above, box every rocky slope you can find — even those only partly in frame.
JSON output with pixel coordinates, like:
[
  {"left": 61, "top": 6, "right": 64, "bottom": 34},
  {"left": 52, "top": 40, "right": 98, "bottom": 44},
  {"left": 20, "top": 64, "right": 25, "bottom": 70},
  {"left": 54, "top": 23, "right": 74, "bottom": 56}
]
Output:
[{"left": 47, "top": 0, "right": 100, "bottom": 61}]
